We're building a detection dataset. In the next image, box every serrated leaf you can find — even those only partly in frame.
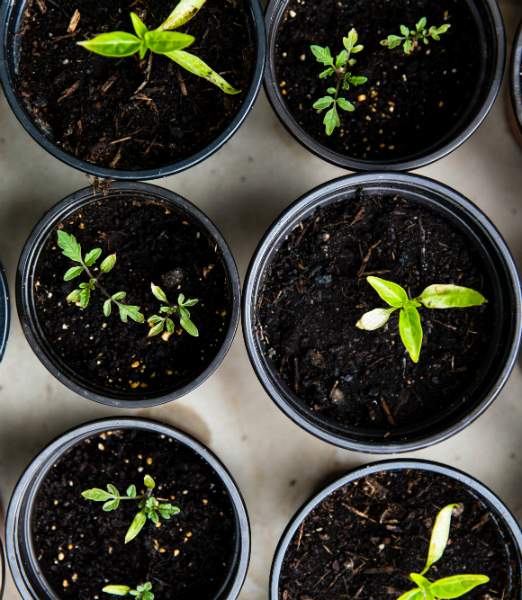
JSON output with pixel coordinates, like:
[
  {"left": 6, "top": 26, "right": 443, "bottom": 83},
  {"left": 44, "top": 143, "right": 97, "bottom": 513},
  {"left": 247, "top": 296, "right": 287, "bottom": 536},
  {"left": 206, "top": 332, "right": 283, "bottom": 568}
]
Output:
[
  {"left": 323, "top": 105, "right": 340, "bottom": 135},
  {"left": 79, "top": 287, "right": 91, "bottom": 309},
  {"left": 64, "top": 266, "right": 84, "bottom": 281},
  {"left": 130, "top": 12, "right": 148, "bottom": 39},
  {"left": 418, "top": 284, "right": 486, "bottom": 309},
  {"left": 343, "top": 28, "right": 358, "bottom": 53},
  {"left": 145, "top": 30, "right": 195, "bottom": 54},
  {"left": 382, "top": 34, "right": 404, "bottom": 49},
  {"left": 310, "top": 44, "right": 333, "bottom": 66},
  {"left": 356, "top": 307, "right": 395, "bottom": 331},
  {"left": 144, "top": 474, "right": 156, "bottom": 489},
  {"left": 151, "top": 283, "right": 168, "bottom": 303},
  {"left": 400, "top": 24, "right": 410, "bottom": 37},
  {"left": 336, "top": 97, "right": 355, "bottom": 112},
  {"left": 119, "top": 304, "right": 145, "bottom": 324},
  {"left": 57, "top": 230, "right": 82, "bottom": 263},
  {"left": 416, "top": 17, "right": 427, "bottom": 32},
  {"left": 161, "top": 0, "right": 206, "bottom": 30},
  {"left": 366, "top": 276, "right": 409, "bottom": 308},
  {"left": 66, "top": 289, "right": 82, "bottom": 304},
  {"left": 313, "top": 96, "right": 334, "bottom": 111},
  {"left": 125, "top": 511, "right": 147, "bottom": 543},
  {"left": 335, "top": 49, "right": 348, "bottom": 67},
  {"left": 106, "top": 484, "right": 119, "bottom": 496},
  {"left": 399, "top": 306, "right": 423, "bottom": 363},
  {"left": 82, "top": 488, "right": 112, "bottom": 502},
  {"left": 78, "top": 32, "right": 141, "bottom": 57},
  {"left": 180, "top": 316, "right": 199, "bottom": 337},
  {"left": 349, "top": 75, "right": 368, "bottom": 86},
  {"left": 84, "top": 248, "right": 102, "bottom": 267},
  {"left": 103, "top": 299, "right": 112, "bottom": 317},
  {"left": 421, "top": 504, "right": 460, "bottom": 574},
  {"left": 429, "top": 574, "right": 490, "bottom": 598},
  {"left": 102, "top": 585, "right": 132, "bottom": 596},
  {"left": 100, "top": 254, "right": 117, "bottom": 274}
]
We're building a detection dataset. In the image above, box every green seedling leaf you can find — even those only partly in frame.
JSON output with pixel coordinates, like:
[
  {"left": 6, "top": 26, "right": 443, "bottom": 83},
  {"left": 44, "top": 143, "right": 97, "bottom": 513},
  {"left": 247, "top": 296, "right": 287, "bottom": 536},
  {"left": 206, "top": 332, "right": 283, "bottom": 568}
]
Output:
[
  {"left": 126, "top": 485, "right": 137, "bottom": 498},
  {"left": 64, "top": 266, "right": 84, "bottom": 281},
  {"left": 410, "top": 573, "right": 431, "bottom": 590},
  {"left": 82, "top": 488, "right": 113, "bottom": 502},
  {"left": 84, "top": 248, "right": 102, "bottom": 267},
  {"left": 381, "top": 34, "right": 403, "bottom": 49},
  {"left": 151, "top": 283, "right": 168, "bottom": 303},
  {"left": 356, "top": 307, "right": 395, "bottom": 331},
  {"left": 310, "top": 45, "right": 333, "bottom": 66},
  {"left": 148, "top": 320, "right": 165, "bottom": 337},
  {"left": 100, "top": 254, "right": 117, "bottom": 274},
  {"left": 130, "top": 12, "right": 148, "bottom": 39},
  {"left": 118, "top": 304, "right": 145, "bottom": 324},
  {"left": 313, "top": 96, "right": 335, "bottom": 111},
  {"left": 343, "top": 28, "right": 359, "bottom": 53},
  {"left": 181, "top": 298, "right": 199, "bottom": 307},
  {"left": 367, "top": 276, "right": 409, "bottom": 308},
  {"left": 145, "top": 30, "right": 195, "bottom": 54},
  {"left": 103, "top": 585, "right": 132, "bottom": 596},
  {"left": 400, "top": 24, "right": 410, "bottom": 37},
  {"left": 66, "top": 289, "right": 82, "bottom": 304},
  {"left": 349, "top": 75, "right": 368, "bottom": 86},
  {"left": 418, "top": 284, "right": 486, "bottom": 309},
  {"left": 397, "top": 590, "right": 425, "bottom": 600},
  {"left": 166, "top": 49, "right": 240, "bottom": 94},
  {"left": 416, "top": 17, "right": 427, "bottom": 32},
  {"left": 144, "top": 474, "right": 156, "bottom": 489},
  {"left": 421, "top": 504, "right": 460, "bottom": 575},
  {"left": 78, "top": 32, "right": 142, "bottom": 57},
  {"left": 399, "top": 306, "right": 423, "bottom": 363},
  {"left": 429, "top": 574, "right": 490, "bottom": 598},
  {"left": 125, "top": 511, "right": 147, "bottom": 544},
  {"left": 103, "top": 299, "right": 112, "bottom": 317},
  {"left": 180, "top": 316, "right": 199, "bottom": 337},
  {"left": 112, "top": 291, "right": 126, "bottom": 301},
  {"left": 161, "top": 0, "right": 207, "bottom": 30},
  {"left": 57, "top": 230, "right": 82, "bottom": 263},
  {"left": 103, "top": 497, "right": 121, "bottom": 512},
  {"left": 323, "top": 106, "right": 340, "bottom": 135},
  {"left": 79, "top": 287, "right": 91, "bottom": 309},
  {"left": 336, "top": 97, "right": 355, "bottom": 112}
]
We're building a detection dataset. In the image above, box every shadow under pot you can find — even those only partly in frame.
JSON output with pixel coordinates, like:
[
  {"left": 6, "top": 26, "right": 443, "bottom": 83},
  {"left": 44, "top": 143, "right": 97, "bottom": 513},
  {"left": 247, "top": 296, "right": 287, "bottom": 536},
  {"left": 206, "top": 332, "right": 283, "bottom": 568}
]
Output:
[
  {"left": 270, "top": 460, "right": 522, "bottom": 599},
  {"left": 6, "top": 417, "right": 250, "bottom": 600},
  {"left": 264, "top": 0, "right": 505, "bottom": 171},
  {"left": 0, "top": 0, "right": 266, "bottom": 180},
  {"left": 17, "top": 182, "right": 240, "bottom": 407},
  {"left": 0, "top": 262, "right": 9, "bottom": 363},
  {"left": 243, "top": 173, "right": 522, "bottom": 453},
  {"left": 510, "top": 21, "right": 522, "bottom": 143}
]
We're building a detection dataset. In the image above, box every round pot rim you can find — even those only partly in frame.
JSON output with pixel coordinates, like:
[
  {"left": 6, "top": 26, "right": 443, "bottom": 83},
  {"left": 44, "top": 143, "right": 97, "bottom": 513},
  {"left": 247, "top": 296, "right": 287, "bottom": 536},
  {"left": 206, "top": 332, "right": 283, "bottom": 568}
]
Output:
[
  {"left": 263, "top": 0, "right": 506, "bottom": 172},
  {"left": 242, "top": 172, "right": 522, "bottom": 453},
  {"left": 510, "top": 20, "right": 522, "bottom": 134},
  {"left": 0, "top": 0, "right": 266, "bottom": 181},
  {"left": 16, "top": 181, "right": 241, "bottom": 408},
  {"left": 0, "top": 537, "right": 4, "bottom": 600},
  {"left": 0, "top": 262, "right": 9, "bottom": 363},
  {"left": 270, "top": 458, "right": 522, "bottom": 599},
  {"left": 5, "top": 416, "right": 251, "bottom": 600}
]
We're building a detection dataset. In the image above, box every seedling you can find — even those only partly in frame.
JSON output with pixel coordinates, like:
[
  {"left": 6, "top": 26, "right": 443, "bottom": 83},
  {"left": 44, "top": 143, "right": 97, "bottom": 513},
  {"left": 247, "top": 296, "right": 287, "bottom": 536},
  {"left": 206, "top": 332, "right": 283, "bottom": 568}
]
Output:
[
  {"left": 103, "top": 582, "right": 154, "bottom": 599},
  {"left": 311, "top": 28, "right": 368, "bottom": 136},
  {"left": 58, "top": 230, "right": 144, "bottom": 324},
  {"left": 148, "top": 283, "right": 199, "bottom": 338},
  {"left": 78, "top": 0, "right": 239, "bottom": 95},
  {"left": 82, "top": 474, "right": 180, "bottom": 544},
  {"left": 398, "top": 504, "right": 489, "bottom": 599},
  {"left": 356, "top": 276, "right": 486, "bottom": 363},
  {"left": 381, "top": 18, "right": 451, "bottom": 55}
]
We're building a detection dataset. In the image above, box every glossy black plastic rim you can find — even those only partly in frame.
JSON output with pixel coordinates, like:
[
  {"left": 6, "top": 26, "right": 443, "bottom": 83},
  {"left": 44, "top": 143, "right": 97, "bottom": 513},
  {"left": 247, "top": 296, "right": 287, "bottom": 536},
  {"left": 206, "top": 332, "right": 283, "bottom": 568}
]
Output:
[
  {"left": 0, "top": 263, "right": 9, "bottom": 363},
  {"left": 511, "top": 21, "right": 522, "bottom": 135},
  {"left": 0, "top": 0, "right": 266, "bottom": 180},
  {"left": 264, "top": 0, "right": 506, "bottom": 171},
  {"left": 270, "top": 459, "right": 522, "bottom": 599},
  {"left": 6, "top": 417, "right": 251, "bottom": 600},
  {"left": 242, "top": 172, "right": 522, "bottom": 453},
  {"left": 17, "top": 182, "right": 241, "bottom": 407}
]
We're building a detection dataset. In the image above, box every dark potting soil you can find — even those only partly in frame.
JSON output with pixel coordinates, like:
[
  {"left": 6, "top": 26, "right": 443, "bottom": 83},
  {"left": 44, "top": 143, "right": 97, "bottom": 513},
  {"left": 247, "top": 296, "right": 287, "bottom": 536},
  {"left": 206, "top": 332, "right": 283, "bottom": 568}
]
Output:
[
  {"left": 275, "top": 0, "right": 482, "bottom": 161},
  {"left": 257, "top": 192, "right": 493, "bottom": 433},
  {"left": 34, "top": 195, "right": 232, "bottom": 397},
  {"left": 32, "top": 428, "right": 238, "bottom": 599},
  {"left": 16, "top": 0, "right": 255, "bottom": 171},
  {"left": 278, "top": 469, "right": 520, "bottom": 599}
]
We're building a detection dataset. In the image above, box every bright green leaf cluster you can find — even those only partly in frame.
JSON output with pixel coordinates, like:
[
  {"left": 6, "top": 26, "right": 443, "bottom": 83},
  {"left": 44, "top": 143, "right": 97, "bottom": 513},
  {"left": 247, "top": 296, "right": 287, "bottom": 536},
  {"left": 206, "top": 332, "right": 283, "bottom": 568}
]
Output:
[
  {"left": 103, "top": 581, "right": 154, "bottom": 599},
  {"left": 148, "top": 283, "right": 199, "bottom": 338},
  {"left": 311, "top": 29, "right": 368, "bottom": 136},
  {"left": 381, "top": 17, "right": 451, "bottom": 55},
  {"left": 398, "top": 504, "right": 489, "bottom": 599},
  {"left": 356, "top": 276, "right": 487, "bottom": 362},
  {"left": 78, "top": 0, "right": 240, "bottom": 95},
  {"left": 82, "top": 474, "right": 180, "bottom": 544},
  {"left": 58, "top": 231, "right": 144, "bottom": 324}
]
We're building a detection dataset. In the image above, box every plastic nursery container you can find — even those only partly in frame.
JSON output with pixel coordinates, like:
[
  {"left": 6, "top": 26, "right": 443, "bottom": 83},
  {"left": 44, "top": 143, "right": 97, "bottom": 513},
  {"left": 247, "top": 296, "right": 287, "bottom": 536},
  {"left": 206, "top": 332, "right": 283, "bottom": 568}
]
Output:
[
  {"left": 0, "top": 262, "right": 9, "bottom": 363},
  {"left": 6, "top": 417, "right": 251, "bottom": 600},
  {"left": 270, "top": 459, "right": 522, "bottom": 599},
  {"left": 510, "top": 21, "right": 522, "bottom": 140},
  {"left": 264, "top": 0, "right": 506, "bottom": 171},
  {"left": 243, "top": 172, "right": 522, "bottom": 453},
  {"left": 17, "top": 182, "right": 241, "bottom": 407},
  {"left": 0, "top": 0, "right": 266, "bottom": 180}
]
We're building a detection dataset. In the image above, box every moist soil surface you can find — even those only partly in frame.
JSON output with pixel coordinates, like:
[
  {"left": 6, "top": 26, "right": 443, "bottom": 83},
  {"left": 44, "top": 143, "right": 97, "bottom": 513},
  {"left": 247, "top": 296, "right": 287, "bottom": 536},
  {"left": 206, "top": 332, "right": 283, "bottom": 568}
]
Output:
[
  {"left": 275, "top": 0, "right": 482, "bottom": 162},
  {"left": 16, "top": 0, "right": 255, "bottom": 171},
  {"left": 278, "top": 469, "right": 520, "bottom": 599},
  {"left": 34, "top": 194, "right": 232, "bottom": 398},
  {"left": 257, "top": 192, "right": 493, "bottom": 434},
  {"left": 32, "top": 428, "right": 238, "bottom": 599}
]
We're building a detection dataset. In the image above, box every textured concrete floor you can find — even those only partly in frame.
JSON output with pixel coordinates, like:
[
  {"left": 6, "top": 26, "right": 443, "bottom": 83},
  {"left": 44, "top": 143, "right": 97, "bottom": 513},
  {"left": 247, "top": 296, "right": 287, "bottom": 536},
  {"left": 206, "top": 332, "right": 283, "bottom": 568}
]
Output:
[{"left": 0, "top": 1, "right": 521, "bottom": 598}]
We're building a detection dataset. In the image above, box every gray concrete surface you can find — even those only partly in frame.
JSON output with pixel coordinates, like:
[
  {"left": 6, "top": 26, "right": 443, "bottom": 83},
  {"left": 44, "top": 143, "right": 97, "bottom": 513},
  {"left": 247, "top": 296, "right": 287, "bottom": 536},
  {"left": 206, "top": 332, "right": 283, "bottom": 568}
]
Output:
[{"left": 0, "top": 1, "right": 521, "bottom": 597}]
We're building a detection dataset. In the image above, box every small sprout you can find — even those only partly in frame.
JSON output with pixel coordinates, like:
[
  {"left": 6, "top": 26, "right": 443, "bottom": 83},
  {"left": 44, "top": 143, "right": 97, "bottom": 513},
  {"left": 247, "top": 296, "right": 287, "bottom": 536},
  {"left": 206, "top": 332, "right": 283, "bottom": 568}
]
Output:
[
  {"left": 356, "top": 276, "right": 486, "bottom": 363},
  {"left": 78, "top": 0, "right": 239, "bottom": 95},
  {"left": 103, "top": 582, "right": 154, "bottom": 599},
  {"left": 310, "top": 28, "right": 368, "bottom": 136},
  {"left": 58, "top": 231, "right": 144, "bottom": 325},
  {"left": 148, "top": 283, "right": 199, "bottom": 338},
  {"left": 398, "top": 504, "right": 489, "bottom": 599},
  {"left": 81, "top": 475, "right": 180, "bottom": 544},
  {"left": 381, "top": 17, "right": 451, "bottom": 55}
]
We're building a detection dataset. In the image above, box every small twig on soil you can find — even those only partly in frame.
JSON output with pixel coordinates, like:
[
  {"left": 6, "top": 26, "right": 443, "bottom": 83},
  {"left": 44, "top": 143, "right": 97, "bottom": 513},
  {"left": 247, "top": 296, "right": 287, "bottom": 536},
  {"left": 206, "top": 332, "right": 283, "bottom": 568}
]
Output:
[
  {"left": 357, "top": 240, "right": 381, "bottom": 277},
  {"left": 57, "top": 81, "right": 80, "bottom": 103},
  {"left": 67, "top": 9, "right": 81, "bottom": 33}
]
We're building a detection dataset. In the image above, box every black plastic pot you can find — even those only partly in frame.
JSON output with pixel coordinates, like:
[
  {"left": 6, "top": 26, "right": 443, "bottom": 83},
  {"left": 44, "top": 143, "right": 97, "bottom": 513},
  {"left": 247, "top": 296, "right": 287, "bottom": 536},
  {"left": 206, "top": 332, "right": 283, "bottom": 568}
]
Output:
[
  {"left": 0, "top": 262, "right": 9, "bottom": 363},
  {"left": 264, "top": 0, "right": 505, "bottom": 171},
  {"left": 0, "top": 0, "right": 266, "bottom": 180},
  {"left": 270, "top": 459, "right": 522, "bottom": 599},
  {"left": 17, "top": 182, "right": 241, "bottom": 407},
  {"left": 243, "top": 172, "right": 522, "bottom": 453},
  {"left": 510, "top": 21, "right": 522, "bottom": 139},
  {"left": 6, "top": 417, "right": 251, "bottom": 600}
]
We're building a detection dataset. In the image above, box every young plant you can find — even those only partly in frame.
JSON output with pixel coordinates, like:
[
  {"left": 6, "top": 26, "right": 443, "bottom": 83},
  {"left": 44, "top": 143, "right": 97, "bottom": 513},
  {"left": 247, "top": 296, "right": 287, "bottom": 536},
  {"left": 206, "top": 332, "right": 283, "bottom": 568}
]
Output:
[
  {"left": 58, "top": 231, "right": 144, "bottom": 324},
  {"left": 82, "top": 474, "right": 180, "bottom": 544},
  {"left": 398, "top": 504, "right": 489, "bottom": 599},
  {"left": 103, "top": 582, "right": 154, "bottom": 600},
  {"left": 148, "top": 283, "right": 199, "bottom": 338},
  {"left": 311, "top": 28, "right": 368, "bottom": 136},
  {"left": 381, "top": 18, "right": 451, "bottom": 55},
  {"left": 356, "top": 276, "right": 486, "bottom": 363},
  {"left": 78, "top": 0, "right": 239, "bottom": 95}
]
